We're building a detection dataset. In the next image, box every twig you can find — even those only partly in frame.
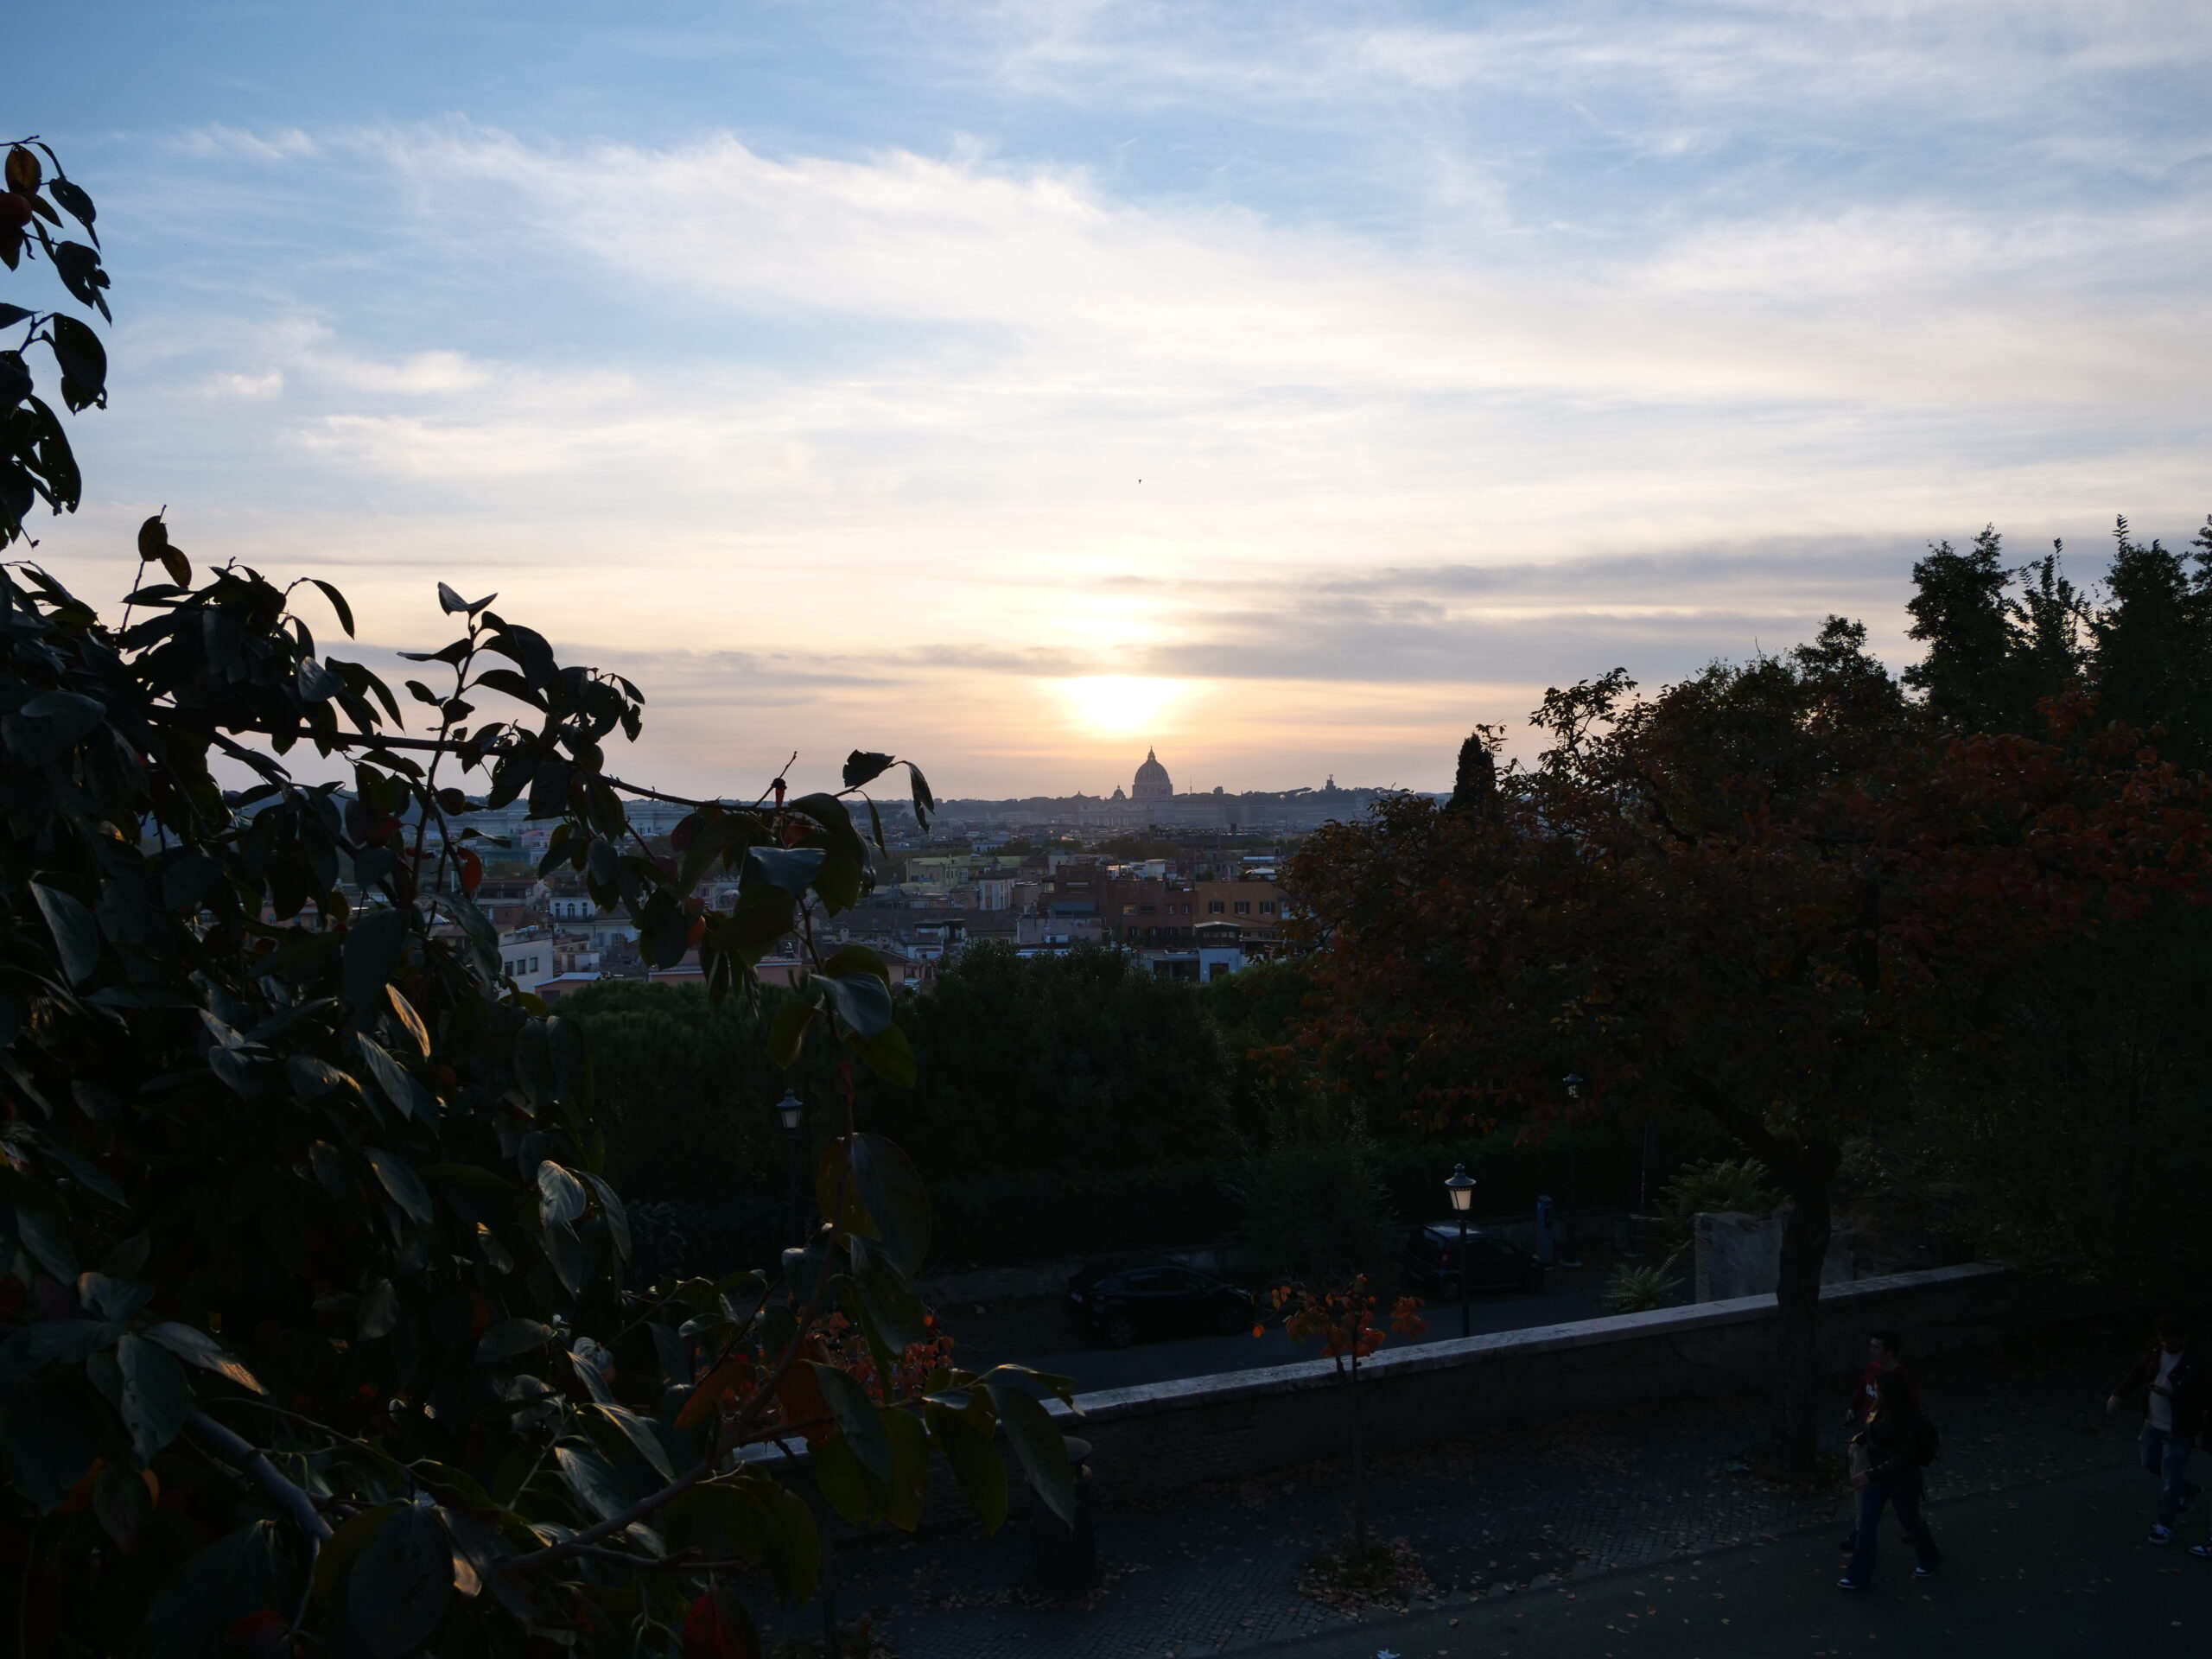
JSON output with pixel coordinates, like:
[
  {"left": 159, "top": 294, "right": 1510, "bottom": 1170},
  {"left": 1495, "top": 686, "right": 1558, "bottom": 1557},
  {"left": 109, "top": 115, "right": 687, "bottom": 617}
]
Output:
[{"left": 185, "top": 1408, "right": 334, "bottom": 1543}]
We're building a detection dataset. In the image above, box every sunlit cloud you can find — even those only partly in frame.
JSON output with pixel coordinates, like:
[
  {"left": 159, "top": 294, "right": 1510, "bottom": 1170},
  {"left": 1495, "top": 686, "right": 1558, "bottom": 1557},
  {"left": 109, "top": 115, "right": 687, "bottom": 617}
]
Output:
[
  {"left": 1053, "top": 676, "right": 1200, "bottom": 739},
  {"left": 35, "top": 0, "right": 2212, "bottom": 798}
]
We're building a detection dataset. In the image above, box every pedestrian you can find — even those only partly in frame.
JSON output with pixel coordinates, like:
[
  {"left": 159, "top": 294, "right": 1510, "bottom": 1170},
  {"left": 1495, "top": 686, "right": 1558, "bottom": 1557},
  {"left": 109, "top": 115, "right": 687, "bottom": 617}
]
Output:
[
  {"left": 2107, "top": 1314, "right": 2202, "bottom": 1545},
  {"left": 1839, "top": 1373, "right": 1942, "bottom": 1592},
  {"left": 1840, "top": 1328, "right": 1918, "bottom": 1553}
]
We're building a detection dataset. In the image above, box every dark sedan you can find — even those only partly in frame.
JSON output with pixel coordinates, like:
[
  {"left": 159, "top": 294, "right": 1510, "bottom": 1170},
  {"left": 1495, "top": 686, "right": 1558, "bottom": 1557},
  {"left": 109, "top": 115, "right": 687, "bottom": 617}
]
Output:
[
  {"left": 1065, "top": 1255, "right": 1256, "bottom": 1348},
  {"left": 1395, "top": 1224, "right": 1545, "bottom": 1300}
]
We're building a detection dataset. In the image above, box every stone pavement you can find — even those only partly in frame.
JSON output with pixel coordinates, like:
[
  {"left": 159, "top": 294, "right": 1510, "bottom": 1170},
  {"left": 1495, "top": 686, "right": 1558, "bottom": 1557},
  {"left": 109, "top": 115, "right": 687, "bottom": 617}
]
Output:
[
  {"left": 761, "top": 1321, "right": 2171, "bottom": 1658},
  {"left": 1260, "top": 1462, "right": 2203, "bottom": 1658}
]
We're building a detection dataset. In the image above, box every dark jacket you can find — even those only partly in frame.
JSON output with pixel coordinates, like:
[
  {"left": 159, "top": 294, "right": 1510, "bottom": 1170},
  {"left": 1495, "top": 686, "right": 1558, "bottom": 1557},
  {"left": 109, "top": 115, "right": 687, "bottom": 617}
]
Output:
[
  {"left": 2114, "top": 1343, "right": 2206, "bottom": 1444},
  {"left": 1859, "top": 1408, "right": 1928, "bottom": 1484},
  {"left": 1847, "top": 1361, "right": 1919, "bottom": 1427}
]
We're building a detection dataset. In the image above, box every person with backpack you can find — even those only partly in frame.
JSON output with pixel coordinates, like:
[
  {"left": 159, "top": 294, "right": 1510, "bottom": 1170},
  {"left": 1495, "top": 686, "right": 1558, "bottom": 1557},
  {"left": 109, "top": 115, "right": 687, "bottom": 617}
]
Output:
[
  {"left": 1840, "top": 1373, "right": 1942, "bottom": 1592},
  {"left": 1840, "top": 1328, "right": 1921, "bottom": 1554},
  {"left": 2107, "top": 1314, "right": 2203, "bottom": 1545}
]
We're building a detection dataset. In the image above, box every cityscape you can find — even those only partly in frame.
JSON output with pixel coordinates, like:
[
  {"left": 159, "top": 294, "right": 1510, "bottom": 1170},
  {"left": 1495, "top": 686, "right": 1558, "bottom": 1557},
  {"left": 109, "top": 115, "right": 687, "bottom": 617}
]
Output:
[{"left": 5, "top": 8, "right": 2208, "bottom": 1659}]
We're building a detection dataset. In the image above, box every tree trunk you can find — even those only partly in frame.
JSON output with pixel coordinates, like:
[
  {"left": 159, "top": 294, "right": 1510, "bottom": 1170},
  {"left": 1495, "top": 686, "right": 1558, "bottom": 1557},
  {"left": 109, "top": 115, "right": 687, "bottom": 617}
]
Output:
[
  {"left": 1769, "top": 1146, "right": 1838, "bottom": 1471},
  {"left": 1349, "top": 1358, "right": 1366, "bottom": 1558}
]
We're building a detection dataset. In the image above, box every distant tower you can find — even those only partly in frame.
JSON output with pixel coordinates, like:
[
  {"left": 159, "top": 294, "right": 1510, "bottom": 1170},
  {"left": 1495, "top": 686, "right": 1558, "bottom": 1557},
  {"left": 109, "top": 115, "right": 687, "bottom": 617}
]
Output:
[{"left": 1132, "top": 747, "right": 1173, "bottom": 802}]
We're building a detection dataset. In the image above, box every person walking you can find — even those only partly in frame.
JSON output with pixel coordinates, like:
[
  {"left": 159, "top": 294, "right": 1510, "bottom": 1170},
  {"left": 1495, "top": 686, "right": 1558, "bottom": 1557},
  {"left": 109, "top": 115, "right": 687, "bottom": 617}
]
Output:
[
  {"left": 1840, "top": 1328, "right": 1919, "bottom": 1553},
  {"left": 2107, "top": 1315, "right": 2203, "bottom": 1545},
  {"left": 1839, "top": 1374, "right": 1942, "bottom": 1592}
]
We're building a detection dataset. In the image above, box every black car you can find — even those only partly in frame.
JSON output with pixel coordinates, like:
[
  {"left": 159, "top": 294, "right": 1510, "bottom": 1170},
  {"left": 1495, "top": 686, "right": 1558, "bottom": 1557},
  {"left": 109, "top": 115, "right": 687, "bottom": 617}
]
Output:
[
  {"left": 1395, "top": 1224, "right": 1545, "bottom": 1300},
  {"left": 1065, "top": 1255, "right": 1256, "bottom": 1348}
]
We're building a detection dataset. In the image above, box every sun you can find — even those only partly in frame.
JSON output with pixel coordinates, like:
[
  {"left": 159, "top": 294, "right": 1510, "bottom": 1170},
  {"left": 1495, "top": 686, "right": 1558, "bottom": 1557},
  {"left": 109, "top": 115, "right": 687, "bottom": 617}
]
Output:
[{"left": 1055, "top": 676, "right": 1194, "bottom": 737}]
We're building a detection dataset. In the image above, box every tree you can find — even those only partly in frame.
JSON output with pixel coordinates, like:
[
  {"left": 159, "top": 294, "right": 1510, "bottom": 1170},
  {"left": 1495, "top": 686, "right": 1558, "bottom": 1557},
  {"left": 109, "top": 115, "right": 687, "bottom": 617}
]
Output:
[
  {"left": 1262, "top": 1276, "right": 1424, "bottom": 1569},
  {"left": 1904, "top": 526, "right": 2085, "bottom": 737},
  {"left": 1286, "top": 616, "right": 2212, "bottom": 1470},
  {"left": 0, "top": 143, "right": 1073, "bottom": 1658},
  {"left": 880, "top": 940, "right": 1235, "bottom": 1175},
  {"left": 2089, "top": 515, "right": 2212, "bottom": 773}
]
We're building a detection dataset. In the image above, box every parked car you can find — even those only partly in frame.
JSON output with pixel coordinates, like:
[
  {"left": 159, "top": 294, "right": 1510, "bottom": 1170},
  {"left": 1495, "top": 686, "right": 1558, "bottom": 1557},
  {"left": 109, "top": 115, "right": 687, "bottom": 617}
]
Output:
[
  {"left": 1395, "top": 1224, "right": 1545, "bottom": 1300},
  {"left": 1065, "top": 1254, "right": 1256, "bottom": 1348}
]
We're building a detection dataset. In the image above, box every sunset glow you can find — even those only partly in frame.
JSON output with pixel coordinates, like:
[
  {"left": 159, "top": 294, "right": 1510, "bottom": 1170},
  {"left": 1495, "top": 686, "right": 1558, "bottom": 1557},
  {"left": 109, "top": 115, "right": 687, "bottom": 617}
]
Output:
[{"left": 1056, "top": 677, "right": 1198, "bottom": 739}]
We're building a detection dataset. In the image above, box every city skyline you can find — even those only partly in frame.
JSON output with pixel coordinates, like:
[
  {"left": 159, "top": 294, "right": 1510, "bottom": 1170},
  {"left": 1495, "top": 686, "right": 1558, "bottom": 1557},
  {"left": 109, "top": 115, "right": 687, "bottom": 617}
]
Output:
[{"left": 23, "top": 1, "right": 2211, "bottom": 801}]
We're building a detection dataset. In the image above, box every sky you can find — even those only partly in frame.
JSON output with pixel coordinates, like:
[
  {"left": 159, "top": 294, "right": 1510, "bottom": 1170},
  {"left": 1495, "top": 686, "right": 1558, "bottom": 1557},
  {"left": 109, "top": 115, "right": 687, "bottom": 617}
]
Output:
[{"left": 19, "top": 1, "right": 2212, "bottom": 800}]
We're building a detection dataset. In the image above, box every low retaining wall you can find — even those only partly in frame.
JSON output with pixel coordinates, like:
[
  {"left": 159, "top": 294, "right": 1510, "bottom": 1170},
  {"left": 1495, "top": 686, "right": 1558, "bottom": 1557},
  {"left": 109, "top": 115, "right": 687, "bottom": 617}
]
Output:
[
  {"left": 755, "top": 1263, "right": 2101, "bottom": 1521},
  {"left": 1052, "top": 1264, "right": 2088, "bottom": 1498}
]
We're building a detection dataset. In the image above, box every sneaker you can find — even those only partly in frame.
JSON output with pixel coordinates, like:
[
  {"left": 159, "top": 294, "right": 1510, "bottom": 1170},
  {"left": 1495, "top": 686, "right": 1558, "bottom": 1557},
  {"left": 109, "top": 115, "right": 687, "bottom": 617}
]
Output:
[
  {"left": 1914, "top": 1564, "right": 1939, "bottom": 1579},
  {"left": 2189, "top": 1543, "right": 2212, "bottom": 1560},
  {"left": 1837, "top": 1577, "right": 1864, "bottom": 1592},
  {"left": 2150, "top": 1525, "right": 2175, "bottom": 1545}
]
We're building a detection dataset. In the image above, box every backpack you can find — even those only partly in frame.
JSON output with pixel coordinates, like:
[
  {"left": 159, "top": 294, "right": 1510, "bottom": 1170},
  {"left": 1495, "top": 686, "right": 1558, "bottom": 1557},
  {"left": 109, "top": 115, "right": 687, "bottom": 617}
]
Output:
[{"left": 1914, "top": 1415, "right": 1942, "bottom": 1467}]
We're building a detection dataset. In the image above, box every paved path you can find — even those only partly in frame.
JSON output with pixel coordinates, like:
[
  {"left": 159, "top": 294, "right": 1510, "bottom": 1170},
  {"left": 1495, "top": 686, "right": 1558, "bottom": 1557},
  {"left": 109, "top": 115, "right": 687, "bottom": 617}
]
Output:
[
  {"left": 1259, "top": 1462, "right": 2205, "bottom": 1658},
  {"left": 766, "top": 1324, "right": 2177, "bottom": 1657}
]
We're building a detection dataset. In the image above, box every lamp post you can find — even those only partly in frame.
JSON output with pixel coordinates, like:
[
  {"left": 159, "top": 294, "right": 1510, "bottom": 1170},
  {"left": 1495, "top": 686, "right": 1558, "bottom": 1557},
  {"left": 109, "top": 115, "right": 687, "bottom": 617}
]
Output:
[
  {"left": 776, "top": 1088, "right": 805, "bottom": 1243},
  {"left": 1445, "top": 1163, "right": 1477, "bottom": 1338}
]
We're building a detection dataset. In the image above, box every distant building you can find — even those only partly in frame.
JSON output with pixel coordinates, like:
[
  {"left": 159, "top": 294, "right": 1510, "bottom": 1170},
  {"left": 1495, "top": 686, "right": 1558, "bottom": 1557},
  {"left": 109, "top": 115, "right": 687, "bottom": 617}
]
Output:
[
  {"left": 931, "top": 751, "right": 1420, "bottom": 835},
  {"left": 1132, "top": 748, "right": 1173, "bottom": 802}
]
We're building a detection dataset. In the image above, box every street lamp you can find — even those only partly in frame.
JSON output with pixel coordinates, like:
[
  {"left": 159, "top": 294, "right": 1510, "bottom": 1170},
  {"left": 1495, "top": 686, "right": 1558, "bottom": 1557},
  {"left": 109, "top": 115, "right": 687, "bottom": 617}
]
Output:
[
  {"left": 775, "top": 1088, "right": 804, "bottom": 1243},
  {"left": 1445, "top": 1163, "right": 1477, "bottom": 1338}
]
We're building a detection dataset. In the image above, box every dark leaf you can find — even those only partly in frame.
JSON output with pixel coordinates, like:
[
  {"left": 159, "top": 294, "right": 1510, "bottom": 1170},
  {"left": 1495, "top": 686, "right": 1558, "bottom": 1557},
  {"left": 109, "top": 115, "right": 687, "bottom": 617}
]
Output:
[
  {"left": 850, "top": 1020, "right": 917, "bottom": 1090},
  {"left": 346, "top": 1502, "right": 453, "bottom": 1659},
  {"left": 145, "top": 1522, "right": 288, "bottom": 1659},
  {"left": 815, "top": 1133, "right": 931, "bottom": 1277},
  {"left": 475, "top": 1319, "right": 553, "bottom": 1363},
  {"left": 816, "top": 971, "right": 893, "bottom": 1039},
  {"left": 115, "top": 1333, "right": 191, "bottom": 1462},
  {"left": 810, "top": 1363, "right": 891, "bottom": 1482},
  {"left": 842, "top": 750, "right": 895, "bottom": 790},
  {"left": 48, "top": 178, "right": 97, "bottom": 244},
  {"left": 47, "top": 313, "right": 106, "bottom": 406},
  {"left": 342, "top": 905, "right": 407, "bottom": 1019},
  {"left": 553, "top": 1444, "right": 632, "bottom": 1524},
  {"left": 366, "top": 1148, "right": 435, "bottom": 1227},
  {"left": 30, "top": 880, "right": 99, "bottom": 984},
  {"left": 744, "top": 846, "right": 825, "bottom": 895},
  {"left": 591, "top": 1402, "right": 673, "bottom": 1480},
  {"left": 766, "top": 998, "right": 817, "bottom": 1069},
  {"left": 925, "top": 1400, "right": 1009, "bottom": 1532},
  {"left": 985, "top": 1381, "right": 1077, "bottom": 1527},
  {"left": 144, "top": 1322, "right": 266, "bottom": 1394},
  {"left": 536, "top": 1160, "right": 587, "bottom": 1225}
]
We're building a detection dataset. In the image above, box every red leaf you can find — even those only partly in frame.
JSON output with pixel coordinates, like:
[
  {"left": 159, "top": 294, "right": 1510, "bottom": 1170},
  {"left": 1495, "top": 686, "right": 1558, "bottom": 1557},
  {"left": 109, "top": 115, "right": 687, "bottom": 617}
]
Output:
[
  {"left": 683, "top": 1588, "right": 758, "bottom": 1659},
  {"left": 457, "top": 847, "right": 483, "bottom": 894}
]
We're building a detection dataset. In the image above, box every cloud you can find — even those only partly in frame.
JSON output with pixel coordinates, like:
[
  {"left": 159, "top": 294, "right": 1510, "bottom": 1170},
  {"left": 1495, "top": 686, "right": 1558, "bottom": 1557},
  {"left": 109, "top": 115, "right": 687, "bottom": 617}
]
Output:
[{"left": 54, "top": 2, "right": 2212, "bottom": 797}]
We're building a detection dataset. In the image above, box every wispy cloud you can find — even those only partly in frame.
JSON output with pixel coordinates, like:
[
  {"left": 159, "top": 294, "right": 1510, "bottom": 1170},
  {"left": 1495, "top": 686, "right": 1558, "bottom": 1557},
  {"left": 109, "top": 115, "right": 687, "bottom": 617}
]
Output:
[{"left": 39, "top": 1, "right": 2212, "bottom": 797}]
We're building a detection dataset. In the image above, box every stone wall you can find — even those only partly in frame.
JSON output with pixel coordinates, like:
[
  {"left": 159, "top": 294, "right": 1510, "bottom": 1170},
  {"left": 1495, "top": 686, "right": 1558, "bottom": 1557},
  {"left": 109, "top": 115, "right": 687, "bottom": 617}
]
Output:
[
  {"left": 753, "top": 1263, "right": 2104, "bottom": 1521},
  {"left": 1694, "top": 1209, "right": 1856, "bottom": 1301}
]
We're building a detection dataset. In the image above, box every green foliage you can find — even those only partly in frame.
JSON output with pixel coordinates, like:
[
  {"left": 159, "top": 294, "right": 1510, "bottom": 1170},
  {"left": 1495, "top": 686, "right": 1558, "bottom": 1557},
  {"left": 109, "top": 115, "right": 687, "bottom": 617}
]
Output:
[
  {"left": 558, "top": 978, "right": 831, "bottom": 1201},
  {"left": 0, "top": 147, "right": 1062, "bottom": 1659},
  {"left": 1235, "top": 1139, "right": 1395, "bottom": 1279},
  {"left": 1640, "top": 1158, "right": 1777, "bottom": 1257},
  {"left": 1894, "top": 911, "right": 2212, "bottom": 1294},
  {"left": 883, "top": 940, "right": 1235, "bottom": 1174},
  {"left": 1198, "top": 957, "right": 1319, "bottom": 1139},
  {"left": 1599, "top": 1258, "right": 1685, "bottom": 1314}
]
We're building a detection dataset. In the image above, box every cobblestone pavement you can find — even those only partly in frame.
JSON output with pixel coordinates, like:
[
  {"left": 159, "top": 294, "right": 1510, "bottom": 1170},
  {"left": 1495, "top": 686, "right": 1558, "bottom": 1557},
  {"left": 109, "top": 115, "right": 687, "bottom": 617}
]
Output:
[{"left": 761, "top": 1320, "right": 2149, "bottom": 1659}]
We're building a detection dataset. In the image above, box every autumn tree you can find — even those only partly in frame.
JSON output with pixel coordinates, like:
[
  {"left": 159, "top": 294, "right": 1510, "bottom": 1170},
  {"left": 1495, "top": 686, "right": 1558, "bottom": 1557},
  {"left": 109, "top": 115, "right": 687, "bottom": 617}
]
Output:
[{"left": 1287, "top": 613, "right": 2212, "bottom": 1470}]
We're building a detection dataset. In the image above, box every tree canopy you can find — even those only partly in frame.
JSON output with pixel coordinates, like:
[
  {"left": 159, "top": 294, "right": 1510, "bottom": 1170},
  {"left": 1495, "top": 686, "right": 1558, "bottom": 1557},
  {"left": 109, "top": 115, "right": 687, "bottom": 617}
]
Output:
[{"left": 1287, "top": 599, "right": 2212, "bottom": 1466}]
